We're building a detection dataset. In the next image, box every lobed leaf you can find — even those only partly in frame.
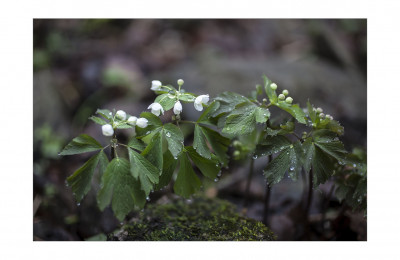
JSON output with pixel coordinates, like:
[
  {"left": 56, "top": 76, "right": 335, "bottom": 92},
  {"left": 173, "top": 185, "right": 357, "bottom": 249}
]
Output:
[
  {"left": 163, "top": 123, "right": 184, "bottom": 158},
  {"left": 186, "top": 146, "right": 220, "bottom": 180},
  {"left": 97, "top": 158, "right": 146, "bottom": 221},
  {"left": 60, "top": 134, "right": 103, "bottom": 156},
  {"left": 173, "top": 152, "right": 202, "bottom": 198}
]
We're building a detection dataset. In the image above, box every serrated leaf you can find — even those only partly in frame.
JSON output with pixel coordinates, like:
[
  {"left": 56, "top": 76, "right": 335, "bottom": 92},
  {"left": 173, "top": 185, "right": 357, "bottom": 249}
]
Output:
[
  {"left": 255, "top": 107, "right": 270, "bottom": 123},
  {"left": 97, "top": 158, "right": 146, "bottom": 221},
  {"left": 155, "top": 150, "right": 178, "bottom": 190},
  {"left": 200, "top": 126, "right": 230, "bottom": 166},
  {"left": 211, "top": 92, "right": 249, "bottom": 117},
  {"left": 263, "top": 148, "right": 291, "bottom": 185},
  {"left": 127, "top": 137, "right": 146, "bottom": 152},
  {"left": 186, "top": 146, "right": 220, "bottom": 180},
  {"left": 155, "top": 93, "right": 177, "bottom": 111},
  {"left": 135, "top": 111, "right": 163, "bottom": 137},
  {"left": 98, "top": 150, "right": 109, "bottom": 176},
  {"left": 141, "top": 131, "right": 163, "bottom": 172},
  {"left": 193, "top": 124, "right": 212, "bottom": 159},
  {"left": 288, "top": 141, "right": 304, "bottom": 181},
  {"left": 222, "top": 102, "right": 257, "bottom": 136},
  {"left": 60, "top": 134, "right": 103, "bottom": 155},
  {"left": 66, "top": 150, "right": 103, "bottom": 202},
  {"left": 263, "top": 75, "right": 278, "bottom": 104},
  {"left": 128, "top": 148, "right": 159, "bottom": 196},
  {"left": 255, "top": 135, "right": 292, "bottom": 157},
  {"left": 163, "top": 123, "right": 184, "bottom": 158},
  {"left": 275, "top": 102, "right": 307, "bottom": 124},
  {"left": 173, "top": 152, "right": 202, "bottom": 198},
  {"left": 89, "top": 116, "right": 108, "bottom": 125}
]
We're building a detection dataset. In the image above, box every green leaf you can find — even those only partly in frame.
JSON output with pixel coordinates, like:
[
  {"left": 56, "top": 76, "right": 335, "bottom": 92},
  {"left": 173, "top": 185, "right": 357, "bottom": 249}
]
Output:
[
  {"left": 66, "top": 150, "right": 104, "bottom": 202},
  {"left": 197, "top": 101, "right": 220, "bottom": 125},
  {"left": 127, "top": 136, "right": 146, "bottom": 152},
  {"left": 136, "top": 112, "right": 163, "bottom": 137},
  {"left": 263, "top": 75, "right": 278, "bottom": 104},
  {"left": 212, "top": 92, "right": 249, "bottom": 117},
  {"left": 186, "top": 146, "right": 220, "bottom": 180},
  {"left": 199, "top": 126, "right": 230, "bottom": 166},
  {"left": 128, "top": 148, "right": 159, "bottom": 196},
  {"left": 97, "top": 158, "right": 146, "bottom": 221},
  {"left": 275, "top": 102, "right": 307, "bottom": 124},
  {"left": 313, "top": 130, "right": 347, "bottom": 162},
  {"left": 155, "top": 151, "right": 178, "bottom": 190},
  {"left": 155, "top": 93, "right": 176, "bottom": 111},
  {"left": 193, "top": 124, "right": 212, "bottom": 159},
  {"left": 114, "top": 121, "right": 133, "bottom": 129},
  {"left": 222, "top": 102, "right": 257, "bottom": 136},
  {"left": 98, "top": 150, "right": 109, "bottom": 176},
  {"left": 141, "top": 131, "right": 163, "bottom": 173},
  {"left": 288, "top": 141, "right": 304, "bottom": 181},
  {"left": 96, "top": 109, "right": 113, "bottom": 121},
  {"left": 163, "top": 123, "right": 184, "bottom": 158},
  {"left": 60, "top": 134, "right": 103, "bottom": 155},
  {"left": 263, "top": 148, "right": 291, "bottom": 185},
  {"left": 178, "top": 93, "right": 196, "bottom": 102},
  {"left": 174, "top": 152, "right": 202, "bottom": 198},
  {"left": 255, "top": 107, "right": 270, "bottom": 123},
  {"left": 255, "top": 135, "right": 292, "bottom": 157},
  {"left": 89, "top": 116, "right": 108, "bottom": 125}
]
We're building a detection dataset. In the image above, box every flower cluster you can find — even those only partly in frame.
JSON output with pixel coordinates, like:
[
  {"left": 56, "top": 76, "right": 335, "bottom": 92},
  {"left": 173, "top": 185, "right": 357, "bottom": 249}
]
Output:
[
  {"left": 101, "top": 110, "right": 148, "bottom": 137},
  {"left": 148, "top": 79, "right": 209, "bottom": 116}
]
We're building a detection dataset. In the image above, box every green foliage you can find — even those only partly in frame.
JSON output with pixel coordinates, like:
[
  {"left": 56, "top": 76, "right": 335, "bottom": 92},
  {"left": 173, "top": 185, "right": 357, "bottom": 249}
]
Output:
[
  {"left": 66, "top": 150, "right": 108, "bottom": 202},
  {"left": 108, "top": 197, "right": 276, "bottom": 241},
  {"left": 60, "top": 74, "right": 366, "bottom": 221},
  {"left": 97, "top": 158, "right": 146, "bottom": 221},
  {"left": 60, "top": 134, "right": 103, "bottom": 155}
]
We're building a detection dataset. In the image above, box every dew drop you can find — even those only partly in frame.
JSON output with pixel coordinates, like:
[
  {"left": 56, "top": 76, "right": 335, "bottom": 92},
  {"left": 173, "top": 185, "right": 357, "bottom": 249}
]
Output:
[
  {"left": 353, "top": 164, "right": 357, "bottom": 168},
  {"left": 217, "top": 172, "right": 222, "bottom": 177},
  {"left": 65, "top": 180, "right": 69, "bottom": 187},
  {"left": 166, "top": 132, "right": 171, "bottom": 137},
  {"left": 76, "top": 203, "right": 81, "bottom": 206},
  {"left": 289, "top": 166, "right": 295, "bottom": 171},
  {"left": 146, "top": 131, "right": 151, "bottom": 135},
  {"left": 146, "top": 196, "right": 151, "bottom": 201},
  {"left": 214, "top": 178, "right": 219, "bottom": 182},
  {"left": 109, "top": 112, "right": 112, "bottom": 115},
  {"left": 120, "top": 222, "right": 124, "bottom": 225},
  {"left": 57, "top": 152, "right": 61, "bottom": 156},
  {"left": 174, "top": 156, "right": 178, "bottom": 160},
  {"left": 253, "top": 155, "right": 258, "bottom": 159}
]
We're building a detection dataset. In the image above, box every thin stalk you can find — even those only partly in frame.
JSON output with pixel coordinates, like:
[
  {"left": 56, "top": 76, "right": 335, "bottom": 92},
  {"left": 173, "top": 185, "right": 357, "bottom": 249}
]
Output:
[
  {"left": 321, "top": 184, "right": 335, "bottom": 229},
  {"left": 305, "top": 168, "right": 313, "bottom": 219},
  {"left": 243, "top": 156, "right": 255, "bottom": 208},
  {"left": 262, "top": 155, "right": 272, "bottom": 225},
  {"left": 110, "top": 133, "right": 117, "bottom": 160}
]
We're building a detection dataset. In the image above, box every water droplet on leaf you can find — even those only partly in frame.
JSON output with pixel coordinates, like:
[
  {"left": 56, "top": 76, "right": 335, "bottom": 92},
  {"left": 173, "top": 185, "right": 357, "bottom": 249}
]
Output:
[
  {"left": 214, "top": 178, "right": 219, "bottom": 182},
  {"left": 166, "top": 132, "right": 171, "bottom": 137}
]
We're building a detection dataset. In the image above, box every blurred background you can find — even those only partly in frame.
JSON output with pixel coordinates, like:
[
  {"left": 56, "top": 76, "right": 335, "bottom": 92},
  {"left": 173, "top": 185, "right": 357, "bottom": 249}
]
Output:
[{"left": 33, "top": 19, "right": 367, "bottom": 241}]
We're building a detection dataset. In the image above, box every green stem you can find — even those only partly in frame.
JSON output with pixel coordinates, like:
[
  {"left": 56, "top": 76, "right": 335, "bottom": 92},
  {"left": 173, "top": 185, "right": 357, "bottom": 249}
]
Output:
[{"left": 243, "top": 156, "right": 255, "bottom": 208}]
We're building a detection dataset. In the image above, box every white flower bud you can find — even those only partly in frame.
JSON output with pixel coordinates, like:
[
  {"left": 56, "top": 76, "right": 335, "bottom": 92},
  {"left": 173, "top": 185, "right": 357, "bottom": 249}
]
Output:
[
  {"left": 127, "top": 116, "right": 137, "bottom": 125},
  {"left": 148, "top": 102, "right": 164, "bottom": 116},
  {"left": 282, "top": 89, "right": 289, "bottom": 96},
  {"left": 326, "top": 114, "right": 333, "bottom": 120},
  {"left": 319, "top": 113, "right": 325, "bottom": 118},
  {"left": 115, "top": 110, "right": 126, "bottom": 120},
  {"left": 177, "top": 79, "right": 184, "bottom": 86},
  {"left": 136, "top": 118, "right": 148, "bottom": 128},
  {"left": 285, "top": 97, "right": 293, "bottom": 104},
  {"left": 278, "top": 94, "right": 285, "bottom": 100},
  {"left": 316, "top": 107, "right": 323, "bottom": 113},
  {"left": 270, "top": 83, "right": 277, "bottom": 90},
  {"left": 151, "top": 80, "right": 162, "bottom": 91},
  {"left": 262, "top": 98, "right": 267, "bottom": 103},
  {"left": 102, "top": 124, "right": 114, "bottom": 136},
  {"left": 194, "top": 94, "right": 209, "bottom": 111},
  {"left": 173, "top": 101, "right": 183, "bottom": 115}
]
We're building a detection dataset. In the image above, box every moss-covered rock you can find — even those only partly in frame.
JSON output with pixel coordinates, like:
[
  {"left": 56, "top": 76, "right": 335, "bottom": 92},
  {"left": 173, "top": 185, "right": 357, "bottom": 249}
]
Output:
[{"left": 108, "top": 196, "right": 276, "bottom": 241}]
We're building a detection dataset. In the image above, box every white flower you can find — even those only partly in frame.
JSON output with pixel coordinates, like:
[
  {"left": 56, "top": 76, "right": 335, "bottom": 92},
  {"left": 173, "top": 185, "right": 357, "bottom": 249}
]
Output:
[
  {"left": 270, "top": 83, "right": 277, "bottom": 90},
  {"left": 285, "top": 97, "right": 293, "bottom": 104},
  {"left": 319, "top": 113, "right": 325, "bottom": 118},
  {"left": 278, "top": 94, "right": 285, "bottom": 100},
  {"left": 136, "top": 118, "right": 148, "bottom": 128},
  {"left": 102, "top": 124, "right": 114, "bottom": 136},
  {"left": 177, "top": 79, "right": 184, "bottom": 86},
  {"left": 148, "top": 102, "right": 164, "bottom": 116},
  {"left": 316, "top": 107, "right": 323, "bottom": 113},
  {"left": 127, "top": 116, "right": 137, "bottom": 125},
  {"left": 115, "top": 110, "right": 126, "bottom": 120},
  {"left": 151, "top": 80, "right": 162, "bottom": 91},
  {"left": 194, "top": 94, "right": 209, "bottom": 111},
  {"left": 173, "top": 101, "right": 183, "bottom": 115}
]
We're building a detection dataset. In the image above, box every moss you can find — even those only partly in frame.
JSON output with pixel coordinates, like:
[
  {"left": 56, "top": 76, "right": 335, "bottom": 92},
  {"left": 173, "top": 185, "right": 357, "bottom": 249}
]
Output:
[{"left": 108, "top": 197, "right": 276, "bottom": 241}]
